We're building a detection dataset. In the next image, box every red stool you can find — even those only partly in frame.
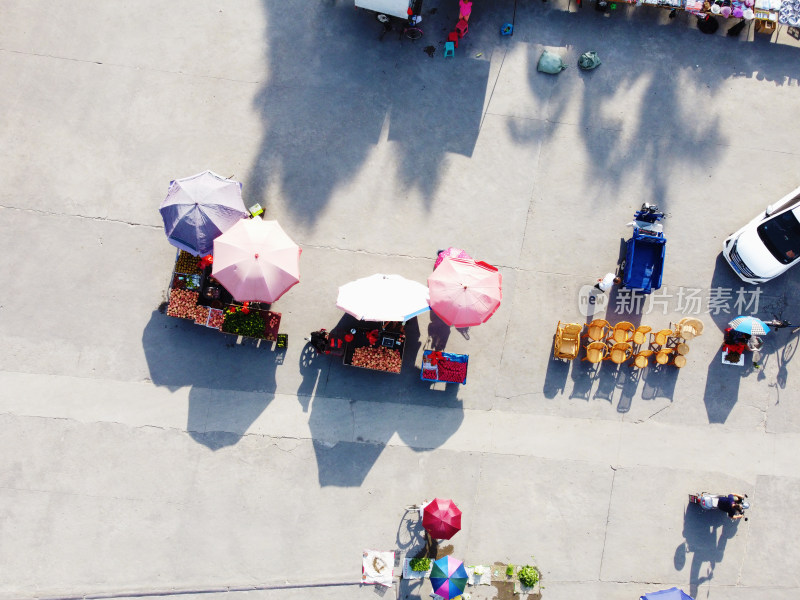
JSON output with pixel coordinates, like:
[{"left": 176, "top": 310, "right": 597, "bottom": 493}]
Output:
[
  {"left": 447, "top": 31, "right": 459, "bottom": 48},
  {"left": 455, "top": 19, "right": 468, "bottom": 38}
]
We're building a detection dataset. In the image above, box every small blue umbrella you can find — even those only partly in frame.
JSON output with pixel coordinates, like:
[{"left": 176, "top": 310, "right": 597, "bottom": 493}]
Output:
[
  {"left": 729, "top": 315, "right": 771, "bottom": 336},
  {"left": 640, "top": 588, "right": 694, "bottom": 600}
]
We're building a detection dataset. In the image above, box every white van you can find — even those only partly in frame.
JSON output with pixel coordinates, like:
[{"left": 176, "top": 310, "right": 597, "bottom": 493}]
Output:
[
  {"left": 722, "top": 184, "right": 800, "bottom": 284},
  {"left": 355, "top": 0, "right": 415, "bottom": 21}
]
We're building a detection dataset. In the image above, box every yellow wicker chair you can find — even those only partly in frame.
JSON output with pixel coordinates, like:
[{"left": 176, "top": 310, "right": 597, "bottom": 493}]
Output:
[
  {"left": 583, "top": 319, "right": 610, "bottom": 342},
  {"left": 554, "top": 321, "right": 583, "bottom": 361},
  {"left": 606, "top": 342, "right": 633, "bottom": 365},
  {"left": 631, "top": 349, "right": 654, "bottom": 369},
  {"left": 608, "top": 321, "right": 635, "bottom": 344},
  {"left": 582, "top": 341, "right": 608, "bottom": 364},
  {"left": 632, "top": 325, "right": 652, "bottom": 346}
]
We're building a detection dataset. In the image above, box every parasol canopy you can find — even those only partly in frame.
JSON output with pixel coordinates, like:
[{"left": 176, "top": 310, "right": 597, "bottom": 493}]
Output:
[
  {"left": 159, "top": 170, "right": 248, "bottom": 256},
  {"left": 212, "top": 219, "right": 301, "bottom": 303},
  {"left": 430, "top": 556, "right": 469, "bottom": 600},
  {"left": 336, "top": 274, "right": 430, "bottom": 322},
  {"left": 427, "top": 257, "right": 502, "bottom": 327},
  {"left": 728, "top": 315, "right": 770, "bottom": 336},
  {"left": 422, "top": 498, "right": 462, "bottom": 540},
  {"left": 640, "top": 588, "right": 695, "bottom": 600}
]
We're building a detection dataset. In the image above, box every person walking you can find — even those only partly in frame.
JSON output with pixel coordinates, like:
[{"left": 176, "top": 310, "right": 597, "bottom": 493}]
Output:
[{"left": 595, "top": 272, "right": 621, "bottom": 292}]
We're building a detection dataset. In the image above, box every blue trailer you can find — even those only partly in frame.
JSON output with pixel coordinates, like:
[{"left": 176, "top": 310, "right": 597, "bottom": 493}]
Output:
[{"left": 620, "top": 204, "right": 666, "bottom": 294}]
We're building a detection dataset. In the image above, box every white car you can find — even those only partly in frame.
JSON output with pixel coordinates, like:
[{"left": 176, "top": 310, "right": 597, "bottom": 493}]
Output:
[{"left": 723, "top": 184, "right": 800, "bottom": 284}]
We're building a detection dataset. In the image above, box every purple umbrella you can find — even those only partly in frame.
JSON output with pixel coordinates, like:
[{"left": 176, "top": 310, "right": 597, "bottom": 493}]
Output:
[{"left": 159, "top": 170, "right": 249, "bottom": 256}]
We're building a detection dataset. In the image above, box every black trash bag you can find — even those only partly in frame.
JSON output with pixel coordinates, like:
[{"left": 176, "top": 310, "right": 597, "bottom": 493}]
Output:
[{"left": 697, "top": 14, "right": 720, "bottom": 34}]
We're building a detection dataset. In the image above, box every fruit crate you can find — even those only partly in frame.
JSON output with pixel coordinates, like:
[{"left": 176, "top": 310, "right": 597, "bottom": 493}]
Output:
[{"left": 420, "top": 351, "right": 469, "bottom": 384}]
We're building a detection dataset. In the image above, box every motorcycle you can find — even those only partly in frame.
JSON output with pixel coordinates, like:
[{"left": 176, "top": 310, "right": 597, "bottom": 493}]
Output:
[{"left": 689, "top": 492, "right": 750, "bottom": 521}]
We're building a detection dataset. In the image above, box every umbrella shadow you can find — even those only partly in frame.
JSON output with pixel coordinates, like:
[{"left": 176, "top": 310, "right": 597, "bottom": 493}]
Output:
[
  {"left": 142, "top": 308, "right": 278, "bottom": 450},
  {"left": 299, "top": 314, "right": 465, "bottom": 487}
]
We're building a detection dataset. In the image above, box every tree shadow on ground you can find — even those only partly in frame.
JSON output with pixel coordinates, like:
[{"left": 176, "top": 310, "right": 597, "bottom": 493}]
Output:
[
  {"left": 141, "top": 309, "right": 279, "bottom": 450},
  {"left": 249, "top": 1, "right": 489, "bottom": 222}
]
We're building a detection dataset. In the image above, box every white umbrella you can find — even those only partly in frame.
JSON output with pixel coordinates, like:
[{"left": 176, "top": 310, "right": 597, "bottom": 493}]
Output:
[{"left": 337, "top": 274, "right": 430, "bottom": 322}]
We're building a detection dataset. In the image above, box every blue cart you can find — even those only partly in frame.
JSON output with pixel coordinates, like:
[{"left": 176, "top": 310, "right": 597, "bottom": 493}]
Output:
[{"left": 620, "top": 204, "right": 666, "bottom": 294}]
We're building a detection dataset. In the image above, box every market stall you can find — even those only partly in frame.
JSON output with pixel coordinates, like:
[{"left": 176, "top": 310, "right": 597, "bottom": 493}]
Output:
[
  {"left": 341, "top": 322, "right": 407, "bottom": 374},
  {"left": 166, "top": 250, "right": 284, "bottom": 343},
  {"left": 420, "top": 350, "right": 469, "bottom": 384}
]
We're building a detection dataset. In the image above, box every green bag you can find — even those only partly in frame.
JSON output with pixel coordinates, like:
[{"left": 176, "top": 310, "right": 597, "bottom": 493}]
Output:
[
  {"left": 578, "top": 51, "right": 601, "bottom": 70},
  {"left": 537, "top": 50, "right": 567, "bottom": 75}
]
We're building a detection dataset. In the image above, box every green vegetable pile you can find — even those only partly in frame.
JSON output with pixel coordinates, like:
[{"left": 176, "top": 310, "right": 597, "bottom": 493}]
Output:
[
  {"left": 409, "top": 557, "right": 431, "bottom": 572},
  {"left": 222, "top": 310, "right": 266, "bottom": 338},
  {"left": 517, "top": 565, "right": 540, "bottom": 588}
]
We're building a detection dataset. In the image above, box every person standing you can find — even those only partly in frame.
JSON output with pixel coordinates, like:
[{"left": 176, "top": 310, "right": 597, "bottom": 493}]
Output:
[{"left": 595, "top": 272, "right": 621, "bottom": 292}]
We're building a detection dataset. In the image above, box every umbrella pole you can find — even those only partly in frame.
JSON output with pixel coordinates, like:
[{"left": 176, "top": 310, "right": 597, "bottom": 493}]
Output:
[{"left": 425, "top": 531, "right": 439, "bottom": 559}]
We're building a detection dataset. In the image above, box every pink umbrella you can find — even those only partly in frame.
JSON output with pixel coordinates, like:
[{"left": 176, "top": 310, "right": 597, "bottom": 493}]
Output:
[
  {"left": 427, "top": 257, "right": 502, "bottom": 327},
  {"left": 434, "top": 247, "right": 472, "bottom": 270},
  {"left": 212, "top": 219, "right": 301, "bottom": 303}
]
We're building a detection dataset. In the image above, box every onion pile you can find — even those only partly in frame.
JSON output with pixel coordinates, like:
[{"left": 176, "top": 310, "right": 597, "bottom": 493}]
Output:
[
  {"left": 167, "top": 289, "right": 199, "bottom": 319},
  {"left": 352, "top": 346, "right": 402, "bottom": 373}
]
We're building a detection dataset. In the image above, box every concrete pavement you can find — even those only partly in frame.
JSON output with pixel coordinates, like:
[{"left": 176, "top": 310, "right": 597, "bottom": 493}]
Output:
[{"left": 2, "top": 0, "right": 800, "bottom": 598}]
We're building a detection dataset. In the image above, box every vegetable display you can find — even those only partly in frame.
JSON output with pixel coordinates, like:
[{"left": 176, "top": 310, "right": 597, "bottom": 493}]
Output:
[
  {"left": 221, "top": 309, "right": 266, "bottom": 338},
  {"left": 517, "top": 565, "right": 540, "bottom": 588},
  {"left": 351, "top": 346, "right": 402, "bottom": 373},
  {"left": 167, "top": 289, "right": 199, "bottom": 319},
  {"left": 409, "top": 557, "right": 431, "bottom": 572}
]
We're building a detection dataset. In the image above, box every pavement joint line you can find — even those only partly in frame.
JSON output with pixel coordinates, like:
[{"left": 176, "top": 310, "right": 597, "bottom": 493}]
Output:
[
  {"left": 598, "top": 466, "right": 617, "bottom": 580},
  {"left": 0, "top": 48, "right": 262, "bottom": 84},
  {"left": 0, "top": 204, "right": 161, "bottom": 230},
  {"left": 33, "top": 580, "right": 361, "bottom": 600},
  {"left": 479, "top": 46, "right": 509, "bottom": 134}
]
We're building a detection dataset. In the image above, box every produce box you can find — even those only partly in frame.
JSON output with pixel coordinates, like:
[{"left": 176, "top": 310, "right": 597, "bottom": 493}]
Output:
[
  {"left": 420, "top": 350, "right": 469, "bottom": 384},
  {"left": 172, "top": 272, "right": 202, "bottom": 291},
  {"left": 175, "top": 250, "right": 203, "bottom": 275},
  {"left": 348, "top": 345, "right": 403, "bottom": 373},
  {"left": 206, "top": 308, "right": 224, "bottom": 329},
  {"left": 166, "top": 288, "right": 199, "bottom": 319}
]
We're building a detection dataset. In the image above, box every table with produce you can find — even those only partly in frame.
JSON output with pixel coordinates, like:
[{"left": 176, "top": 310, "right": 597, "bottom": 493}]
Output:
[
  {"left": 420, "top": 350, "right": 469, "bottom": 384},
  {"left": 342, "top": 324, "right": 406, "bottom": 374},
  {"left": 166, "top": 250, "right": 282, "bottom": 341}
]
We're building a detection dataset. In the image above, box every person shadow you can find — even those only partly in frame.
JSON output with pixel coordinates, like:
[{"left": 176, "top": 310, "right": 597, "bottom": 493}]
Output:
[{"left": 677, "top": 501, "right": 740, "bottom": 597}]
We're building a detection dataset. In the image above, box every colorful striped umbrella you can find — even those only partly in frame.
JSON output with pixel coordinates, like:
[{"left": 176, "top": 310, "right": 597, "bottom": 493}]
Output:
[
  {"left": 728, "top": 316, "right": 770, "bottom": 336},
  {"left": 430, "top": 556, "right": 468, "bottom": 600},
  {"left": 422, "top": 498, "right": 462, "bottom": 540}
]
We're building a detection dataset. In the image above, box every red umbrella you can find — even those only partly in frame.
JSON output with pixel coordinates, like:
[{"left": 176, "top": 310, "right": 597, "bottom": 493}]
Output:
[{"left": 422, "top": 498, "right": 462, "bottom": 540}]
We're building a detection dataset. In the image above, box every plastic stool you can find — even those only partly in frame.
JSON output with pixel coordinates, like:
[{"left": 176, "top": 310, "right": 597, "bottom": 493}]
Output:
[
  {"left": 447, "top": 31, "right": 459, "bottom": 48},
  {"left": 444, "top": 41, "right": 455, "bottom": 57},
  {"left": 455, "top": 19, "right": 468, "bottom": 38},
  {"left": 501, "top": 23, "right": 513, "bottom": 35}
]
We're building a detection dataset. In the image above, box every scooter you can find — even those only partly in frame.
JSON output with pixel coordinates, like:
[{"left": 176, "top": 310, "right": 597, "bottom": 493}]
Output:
[{"left": 689, "top": 493, "right": 750, "bottom": 521}]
